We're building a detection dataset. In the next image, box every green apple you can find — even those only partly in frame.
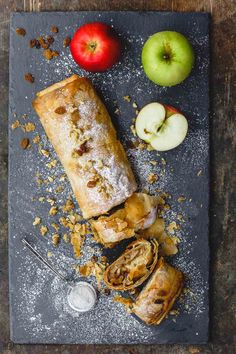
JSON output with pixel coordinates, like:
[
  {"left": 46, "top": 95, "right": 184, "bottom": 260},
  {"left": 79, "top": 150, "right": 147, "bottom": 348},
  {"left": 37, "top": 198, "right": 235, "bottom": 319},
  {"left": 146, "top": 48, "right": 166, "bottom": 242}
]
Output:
[
  {"left": 135, "top": 102, "right": 188, "bottom": 151},
  {"left": 142, "top": 31, "right": 194, "bottom": 86}
]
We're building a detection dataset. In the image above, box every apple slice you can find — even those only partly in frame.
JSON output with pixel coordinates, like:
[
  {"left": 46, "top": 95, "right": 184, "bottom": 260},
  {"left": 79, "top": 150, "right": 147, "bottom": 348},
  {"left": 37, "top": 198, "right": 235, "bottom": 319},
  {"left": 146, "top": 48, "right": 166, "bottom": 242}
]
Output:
[
  {"left": 135, "top": 102, "right": 166, "bottom": 142},
  {"left": 135, "top": 102, "right": 188, "bottom": 151},
  {"left": 150, "top": 113, "right": 188, "bottom": 151}
]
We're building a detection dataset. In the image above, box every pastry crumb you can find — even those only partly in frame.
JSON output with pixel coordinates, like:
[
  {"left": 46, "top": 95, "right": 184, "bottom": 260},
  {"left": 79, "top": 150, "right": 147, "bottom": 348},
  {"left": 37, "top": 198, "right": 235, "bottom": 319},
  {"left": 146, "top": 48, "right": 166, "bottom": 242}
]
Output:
[
  {"left": 47, "top": 251, "right": 53, "bottom": 258},
  {"left": 24, "top": 122, "right": 36, "bottom": 132},
  {"left": 11, "top": 120, "right": 20, "bottom": 130},
  {"left": 40, "top": 225, "right": 48, "bottom": 236},
  {"left": 33, "top": 217, "right": 41, "bottom": 226},
  {"left": 49, "top": 206, "right": 58, "bottom": 216},
  {"left": 147, "top": 173, "right": 158, "bottom": 184},
  {"left": 52, "top": 233, "right": 60, "bottom": 246}
]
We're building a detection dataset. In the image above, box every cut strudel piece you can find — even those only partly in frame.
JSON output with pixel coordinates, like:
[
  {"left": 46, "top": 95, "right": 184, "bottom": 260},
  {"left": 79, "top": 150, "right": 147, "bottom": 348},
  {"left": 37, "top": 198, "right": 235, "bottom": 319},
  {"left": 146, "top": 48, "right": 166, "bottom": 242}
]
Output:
[
  {"left": 133, "top": 257, "right": 184, "bottom": 325},
  {"left": 91, "top": 193, "right": 159, "bottom": 247},
  {"left": 32, "top": 75, "right": 137, "bottom": 218},
  {"left": 104, "top": 238, "right": 158, "bottom": 290}
]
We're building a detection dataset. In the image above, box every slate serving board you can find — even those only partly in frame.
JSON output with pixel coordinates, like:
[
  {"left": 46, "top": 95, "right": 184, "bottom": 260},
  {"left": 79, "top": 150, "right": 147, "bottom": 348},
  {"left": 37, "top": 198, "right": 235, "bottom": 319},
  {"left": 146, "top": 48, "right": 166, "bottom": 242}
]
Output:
[{"left": 8, "top": 11, "right": 210, "bottom": 344}]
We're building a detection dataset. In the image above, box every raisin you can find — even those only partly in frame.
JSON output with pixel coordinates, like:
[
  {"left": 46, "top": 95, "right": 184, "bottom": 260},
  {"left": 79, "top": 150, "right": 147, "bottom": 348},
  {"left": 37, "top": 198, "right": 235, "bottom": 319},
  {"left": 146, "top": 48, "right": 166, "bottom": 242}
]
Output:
[
  {"left": 29, "top": 39, "right": 37, "bottom": 48},
  {"left": 51, "top": 26, "right": 58, "bottom": 33},
  {"left": 87, "top": 180, "right": 97, "bottom": 188},
  {"left": 20, "top": 138, "right": 30, "bottom": 149},
  {"left": 46, "top": 35, "right": 54, "bottom": 45},
  {"left": 63, "top": 37, "right": 71, "bottom": 47},
  {"left": 55, "top": 106, "right": 66, "bottom": 114},
  {"left": 16, "top": 28, "right": 26, "bottom": 36},
  {"left": 76, "top": 142, "right": 89, "bottom": 156},
  {"left": 24, "top": 73, "right": 34, "bottom": 83}
]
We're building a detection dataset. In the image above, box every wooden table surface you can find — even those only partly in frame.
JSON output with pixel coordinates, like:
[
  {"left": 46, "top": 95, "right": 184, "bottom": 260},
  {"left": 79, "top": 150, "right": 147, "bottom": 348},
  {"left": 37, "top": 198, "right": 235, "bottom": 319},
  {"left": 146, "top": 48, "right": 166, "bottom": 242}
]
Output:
[{"left": 0, "top": 1, "right": 235, "bottom": 353}]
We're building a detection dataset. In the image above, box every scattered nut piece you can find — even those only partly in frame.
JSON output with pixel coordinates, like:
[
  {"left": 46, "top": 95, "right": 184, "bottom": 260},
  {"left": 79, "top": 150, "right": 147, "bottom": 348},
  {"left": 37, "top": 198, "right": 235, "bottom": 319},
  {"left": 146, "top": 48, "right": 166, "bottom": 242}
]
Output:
[
  {"left": 51, "top": 223, "right": 60, "bottom": 232},
  {"left": 47, "top": 251, "right": 53, "bottom": 258},
  {"left": 16, "top": 27, "right": 26, "bottom": 36},
  {"left": 63, "top": 233, "right": 70, "bottom": 243},
  {"left": 51, "top": 26, "right": 59, "bottom": 33},
  {"left": 40, "top": 149, "right": 50, "bottom": 157},
  {"left": 55, "top": 106, "right": 66, "bottom": 114},
  {"left": 24, "top": 122, "right": 35, "bottom": 132},
  {"left": 123, "top": 95, "right": 131, "bottom": 102},
  {"left": 40, "top": 225, "right": 48, "bottom": 236},
  {"left": 62, "top": 199, "right": 74, "bottom": 213},
  {"left": 177, "top": 196, "right": 186, "bottom": 203},
  {"left": 33, "top": 217, "right": 41, "bottom": 226},
  {"left": 130, "top": 124, "right": 136, "bottom": 136},
  {"left": 79, "top": 262, "right": 94, "bottom": 277},
  {"left": 150, "top": 160, "right": 157, "bottom": 166},
  {"left": 59, "top": 174, "right": 67, "bottom": 181},
  {"left": 147, "top": 144, "right": 155, "bottom": 151},
  {"left": 55, "top": 185, "right": 64, "bottom": 193},
  {"left": 24, "top": 73, "right": 34, "bottom": 83},
  {"left": 63, "top": 37, "right": 71, "bottom": 47},
  {"left": 167, "top": 221, "right": 180, "bottom": 235},
  {"left": 161, "top": 158, "right": 166, "bottom": 165},
  {"left": 46, "top": 159, "right": 57, "bottom": 168},
  {"left": 197, "top": 169, "right": 202, "bottom": 176},
  {"left": 33, "top": 135, "right": 40, "bottom": 144},
  {"left": 48, "top": 176, "right": 54, "bottom": 182},
  {"left": 47, "top": 198, "right": 55, "bottom": 205},
  {"left": 132, "top": 102, "right": 138, "bottom": 108},
  {"left": 20, "top": 138, "right": 30, "bottom": 149},
  {"left": 38, "top": 197, "right": 45, "bottom": 202},
  {"left": 97, "top": 159, "right": 103, "bottom": 169},
  {"left": 147, "top": 173, "right": 158, "bottom": 184},
  {"left": 11, "top": 120, "right": 20, "bottom": 130},
  {"left": 37, "top": 36, "right": 49, "bottom": 49},
  {"left": 114, "top": 108, "right": 119, "bottom": 114},
  {"left": 49, "top": 206, "right": 58, "bottom": 216},
  {"left": 52, "top": 234, "right": 60, "bottom": 246},
  {"left": 43, "top": 49, "right": 59, "bottom": 60}
]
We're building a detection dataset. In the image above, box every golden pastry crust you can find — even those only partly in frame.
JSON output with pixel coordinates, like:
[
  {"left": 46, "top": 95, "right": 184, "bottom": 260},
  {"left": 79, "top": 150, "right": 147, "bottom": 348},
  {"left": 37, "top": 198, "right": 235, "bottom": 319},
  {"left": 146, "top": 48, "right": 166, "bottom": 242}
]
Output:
[
  {"left": 104, "top": 238, "right": 158, "bottom": 290},
  {"left": 33, "top": 75, "right": 137, "bottom": 218},
  {"left": 133, "top": 257, "right": 184, "bottom": 325}
]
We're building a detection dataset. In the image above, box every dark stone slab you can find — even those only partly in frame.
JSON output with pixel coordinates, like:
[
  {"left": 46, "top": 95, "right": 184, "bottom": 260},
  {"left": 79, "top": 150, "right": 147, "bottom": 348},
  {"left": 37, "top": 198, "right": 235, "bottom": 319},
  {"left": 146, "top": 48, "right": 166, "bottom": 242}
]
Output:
[{"left": 8, "top": 11, "right": 209, "bottom": 344}]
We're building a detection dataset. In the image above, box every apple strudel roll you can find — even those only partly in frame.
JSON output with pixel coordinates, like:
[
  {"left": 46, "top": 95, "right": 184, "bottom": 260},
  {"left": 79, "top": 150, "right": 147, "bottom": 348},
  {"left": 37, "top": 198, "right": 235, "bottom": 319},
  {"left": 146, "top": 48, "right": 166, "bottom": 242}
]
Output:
[
  {"left": 133, "top": 257, "right": 184, "bottom": 325},
  {"left": 32, "top": 75, "right": 137, "bottom": 218},
  {"left": 104, "top": 238, "right": 158, "bottom": 290}
]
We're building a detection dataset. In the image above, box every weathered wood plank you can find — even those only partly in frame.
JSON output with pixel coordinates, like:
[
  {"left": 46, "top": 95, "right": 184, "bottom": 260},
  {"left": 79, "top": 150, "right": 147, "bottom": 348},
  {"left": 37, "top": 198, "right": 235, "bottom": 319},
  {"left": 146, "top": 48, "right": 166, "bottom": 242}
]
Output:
[{"left": 0, "top": 0, "right": 235, "bottom": 353}]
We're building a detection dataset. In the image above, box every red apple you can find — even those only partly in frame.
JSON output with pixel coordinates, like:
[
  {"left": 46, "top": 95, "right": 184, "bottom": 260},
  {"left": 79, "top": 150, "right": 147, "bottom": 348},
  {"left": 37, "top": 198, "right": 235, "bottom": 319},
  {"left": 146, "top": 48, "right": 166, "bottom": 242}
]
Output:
[{"left": 70, "top": 22, "right": 121, "bottom": 72}]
